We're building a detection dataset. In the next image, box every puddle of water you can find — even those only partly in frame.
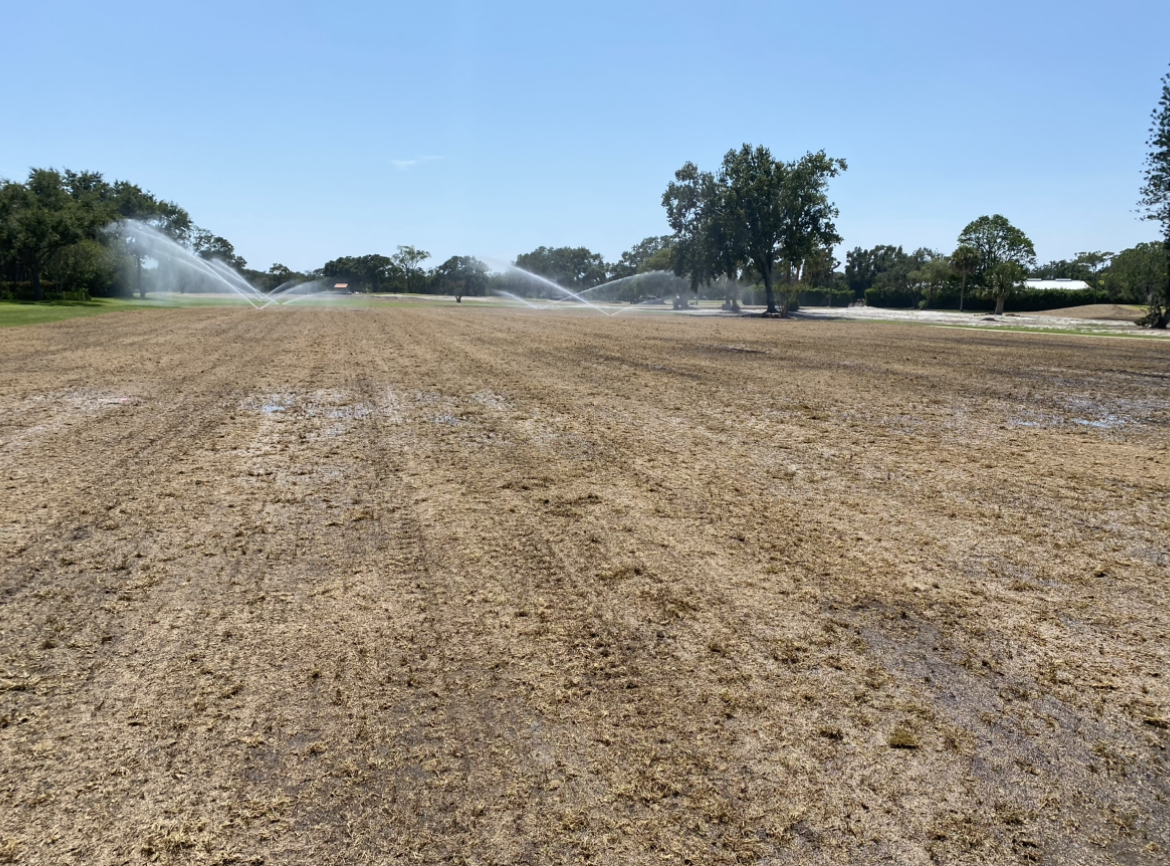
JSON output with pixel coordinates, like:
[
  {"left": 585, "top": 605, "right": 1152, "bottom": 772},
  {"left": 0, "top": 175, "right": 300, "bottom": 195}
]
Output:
[
  {"left": 471, "top": 392, "right": 509, "bottom": 410},
  {"left": 326, "top": 405, "right": 372, "bottom": 420},
  {"left": 1009, "top": 413, "right": 1128, "bottom": 430},
  {"left": 1072, "top": 415, "right": 1125, "bottom": 429}
]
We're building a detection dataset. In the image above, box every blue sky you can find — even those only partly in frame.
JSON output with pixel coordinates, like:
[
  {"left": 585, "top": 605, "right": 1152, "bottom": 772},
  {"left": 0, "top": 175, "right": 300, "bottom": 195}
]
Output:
[{"left": 3, "top": 0, "right": 1168, "bottom": 271}]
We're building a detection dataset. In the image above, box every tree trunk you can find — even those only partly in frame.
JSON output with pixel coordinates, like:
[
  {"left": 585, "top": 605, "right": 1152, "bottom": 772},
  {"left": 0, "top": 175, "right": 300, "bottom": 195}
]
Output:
[
  {"left": 1156, "top": 242, "right": 1170, "bottom": 329},
  {"left": 137, "top": 256, "right": 145, "bottom": 300},
  {"left": 778, "top": 263, "right": 793, "bottom": 318},
  {"left": 31, "top": 266, "right": 43, "bottom": 302},
  {"left": 959, "top": 274, "right": 966, "bottom": 312},
  {"left": 762, "top": 266, "right": 777, "bottom": 315},
  {"left": 994, "top": 294, "right": 1005, "bottom": 316}
]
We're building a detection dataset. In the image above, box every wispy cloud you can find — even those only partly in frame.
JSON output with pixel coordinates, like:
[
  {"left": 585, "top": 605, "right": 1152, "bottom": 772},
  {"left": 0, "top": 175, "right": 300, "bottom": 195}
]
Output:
[{"left": 391, "top": 155, "right": 442, "bottom": 172}]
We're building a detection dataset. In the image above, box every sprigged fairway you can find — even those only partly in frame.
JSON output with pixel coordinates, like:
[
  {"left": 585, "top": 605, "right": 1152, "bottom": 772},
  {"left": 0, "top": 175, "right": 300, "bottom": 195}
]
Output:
[{"left": 1, "top": 305, "right": 1167, "bottom": 865}]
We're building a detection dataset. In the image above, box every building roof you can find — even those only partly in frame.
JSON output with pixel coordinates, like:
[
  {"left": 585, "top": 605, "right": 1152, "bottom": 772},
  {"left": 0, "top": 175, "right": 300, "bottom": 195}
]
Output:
[{"left": 1023, "top": 279, "right": 1090, "bottom": 291}]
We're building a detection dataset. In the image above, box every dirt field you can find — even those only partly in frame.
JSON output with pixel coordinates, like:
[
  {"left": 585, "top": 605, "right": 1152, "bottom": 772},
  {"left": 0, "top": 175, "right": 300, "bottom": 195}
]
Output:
[
  {"left": 1028, "top": 305, "right": 1147, "bottom": 323},
  {"left": 1, "top": 306, "right": 1168, "bottom": 865}
]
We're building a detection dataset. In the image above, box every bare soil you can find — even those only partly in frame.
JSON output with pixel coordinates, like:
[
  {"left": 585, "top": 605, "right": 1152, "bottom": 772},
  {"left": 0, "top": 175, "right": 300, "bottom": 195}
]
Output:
[
  {"left": 1, "top": 306, "right": 1168, "bottom": 865},
  {"left": 1028, "top": 304, "right": 1147, "bottom": 322}
]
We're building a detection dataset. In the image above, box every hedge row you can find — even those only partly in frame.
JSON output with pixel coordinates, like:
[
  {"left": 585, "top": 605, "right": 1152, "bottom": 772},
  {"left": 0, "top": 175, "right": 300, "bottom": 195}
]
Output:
[
  {"left": 1, "top": 282, "right": 91, "bottom": 302},
  {"left": 864, "top": 286, "right": 1115, "bottom": 312},
  {"left": 797, "top": 287, "right": 854, "bottom": 307},
  {"left": 738, "top": 286, "right": 853, "bottom": 307}
]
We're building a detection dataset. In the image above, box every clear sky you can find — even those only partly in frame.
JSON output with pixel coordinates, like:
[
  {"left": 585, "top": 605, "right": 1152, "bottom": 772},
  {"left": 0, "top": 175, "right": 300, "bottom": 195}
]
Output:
[{"left": 3, "top": 0, "right": 1168, "bottom": 272}]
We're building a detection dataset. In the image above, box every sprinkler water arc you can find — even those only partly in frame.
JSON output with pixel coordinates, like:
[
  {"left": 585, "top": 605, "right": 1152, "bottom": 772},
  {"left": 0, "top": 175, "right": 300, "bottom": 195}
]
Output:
[{"left": 488, "top": 262, "right": 619, "bottom": 316}]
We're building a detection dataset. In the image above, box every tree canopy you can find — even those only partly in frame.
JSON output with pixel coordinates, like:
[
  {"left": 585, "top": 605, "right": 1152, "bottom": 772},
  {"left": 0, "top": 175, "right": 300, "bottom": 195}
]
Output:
[
  {"left": 663, "top": 145, "right": 846, "bottom": 316},
  {"left": 957, "top": 215, "right": 1036, "bottom": 314},
  {"left": 432, "top": 255, "right": 489, "bottom": 301},
  {"left": 513, "top": 246, "right": 609, "bottom": 291},
  {"left": 322, "top": 254, "right": 397, "bottom": 292},
  {"left": 1138, "top": 65, "right": 1170, "bottom": 328},
  {"left": 6, "top": 144, "right": 1164, "bottom": 319},
  {"left": 0, "top": 167, "right": 265, "bottom": 300},
  {"left": 611, "top": 236, "right": 674, "bottom": 280},
  {"left": 1109, "top": 242, "right": 1167, "bottom": 305}
]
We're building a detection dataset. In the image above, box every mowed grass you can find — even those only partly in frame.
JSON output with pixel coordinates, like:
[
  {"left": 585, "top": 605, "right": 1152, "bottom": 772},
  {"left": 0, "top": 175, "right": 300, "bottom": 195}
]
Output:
[
  {"left": 0, "top": 295, "right": 256, "bottom": 328},
  {"left": 0, "top": 300, "right": 130, "bottom": 328}
]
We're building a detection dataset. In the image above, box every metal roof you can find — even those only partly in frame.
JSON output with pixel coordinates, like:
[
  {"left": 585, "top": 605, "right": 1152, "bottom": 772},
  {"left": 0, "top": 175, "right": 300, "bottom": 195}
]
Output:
[{"left": 1023, "top": 279, "right": 1090, "bottom": 291}]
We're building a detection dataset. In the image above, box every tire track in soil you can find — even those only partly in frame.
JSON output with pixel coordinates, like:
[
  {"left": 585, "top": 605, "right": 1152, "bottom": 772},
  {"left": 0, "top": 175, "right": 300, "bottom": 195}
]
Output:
[
  {"left": 334, "top": 315, "right": 973, "bottom": 860},
  {"left": 0, "top": 310, "right": 335, "bottom": 862},
  {"left": 414, "top": 313, "right": 950, "bottom": 861},
  {"left": 358, "top": 311, "right": 1170, "bottom": 866},
  {"left": 1, "top": 307, "right": 1168, "bottom": 865}
]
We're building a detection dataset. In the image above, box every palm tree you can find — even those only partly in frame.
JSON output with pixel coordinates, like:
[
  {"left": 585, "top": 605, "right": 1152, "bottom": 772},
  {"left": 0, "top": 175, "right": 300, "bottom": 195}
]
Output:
[{"left": 951, "top": 245, "right": 980, "bottom": 312}]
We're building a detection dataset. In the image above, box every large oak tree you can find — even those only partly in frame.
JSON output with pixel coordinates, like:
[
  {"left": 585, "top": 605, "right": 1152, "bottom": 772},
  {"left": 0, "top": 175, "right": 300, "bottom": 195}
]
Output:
[{"left": 664, "top": 145, "right": 846, "bottom": 316}]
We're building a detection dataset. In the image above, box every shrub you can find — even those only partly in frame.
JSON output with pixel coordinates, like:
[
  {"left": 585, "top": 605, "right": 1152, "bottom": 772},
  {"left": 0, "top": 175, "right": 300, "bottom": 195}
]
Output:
[
  {"left": 1, "top": 282, "right": 90, "bottom": 302},
  {"left": 865, "top": 285, "right": 1115, "bottom": 312},
  {"left": 797, "top": 287, "right": 853, "bottom": 307}
]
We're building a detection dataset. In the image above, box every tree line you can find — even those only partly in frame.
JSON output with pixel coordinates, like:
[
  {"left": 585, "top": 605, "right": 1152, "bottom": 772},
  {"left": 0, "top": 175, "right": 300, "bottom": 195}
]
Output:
[
  {"left": 4, "top": 63, "right": 1167, "bottom": 324},
  {"left": 655, "top": 145, "right": 1168, "bottom": 320},
  {"left": 0, "top": 168, "right": 680, "bottom": 304},
  {"left": 841, "top": 237, "right": 1169, "bottom": 313},
  {"left": 839, "top": 63, "right": 1167, "bottom": 326},
  {"left": 0, "top": 169, "right": 261, "bottom": 302},
  {"left": 0, "top": 170, "right": 687, "bottom": 305}
]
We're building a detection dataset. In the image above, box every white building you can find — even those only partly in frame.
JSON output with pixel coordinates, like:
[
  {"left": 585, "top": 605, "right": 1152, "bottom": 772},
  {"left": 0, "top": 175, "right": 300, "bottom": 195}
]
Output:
[{"left": 1023, "top": 278, "right": 1090, "bottom": 291}]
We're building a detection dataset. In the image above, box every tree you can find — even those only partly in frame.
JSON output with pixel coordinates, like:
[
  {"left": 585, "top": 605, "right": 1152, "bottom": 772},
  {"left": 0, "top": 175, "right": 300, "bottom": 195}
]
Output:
[
  {"left": 720, "top": 145, "right": 846, "bottom": 316},
  {"left": 1109, "top": 242, "right": 1167, "bottom": 304},
  {"left": 985, "top": 261, "right": 1028, "bottom": 316},
  {"left": 1073, "top": 251, "right": 1113, "bottom": 288},
  {"left": 193, "top": 229, "right": 247, "bottom": 270},
  {"left": 772, "top": 150, "right": 847, "bottom": 315},
  {"left": 0, "top": 167, "right": 247, "bottom": 300},
  {"left": 0, "top": 170, "right": 80, "bottom": 301},
  {"left": 236, "top": 263, "right": 307, "bottom": 293},
  {"left": 802, "top": 246, "right": 840, "bottom": 295},
  {"left": 322, "top": 254, "right": 397, "bottom": 292},
  {"left": 909, "top": 250, "right": 953, "bottom": 308},
  {"left": 1138, "top": 66, "right": 1170, "bottom": 328},
  {"left": 641, "top": 244, "right": 674, "bottom": 274},
  {"left": 1031, "top": 251, "right": 1113, "bottom": 289},
  {"left": 663, "top": 163, "right": 725, "bottom": 308},
  {"left": 845, "top": 245, "right": 907, "bottom": 300},
  {"left": 666, "top": 145, "right": 846, "bottom": 316},
  {"left": 613, "top": 236, "right": 673, "bottom": 280},
  {"left": 392, "top": 245, "right": 430, "bottom": 294},
  {"left": 48, "top": 238, "right": 116, "bottom": 296},
  {"left": 870, "top": 247, "right": 929, "bottom": 295},
  {"left": 957, "top": 214, "right": 1036, "bottom": 314},
  {"left": 432, "top": 255, "right": 489, "bottom": 301},
  {"left": 513, "top": 246, "right": 609, "bottom": 292},
  {"left": 951, "top": 245, "right": 980, "bottom": 312}
]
